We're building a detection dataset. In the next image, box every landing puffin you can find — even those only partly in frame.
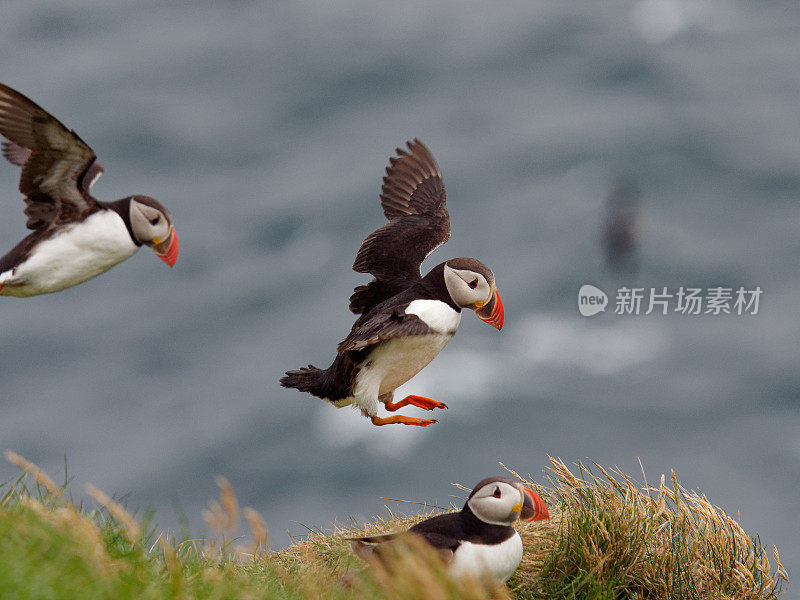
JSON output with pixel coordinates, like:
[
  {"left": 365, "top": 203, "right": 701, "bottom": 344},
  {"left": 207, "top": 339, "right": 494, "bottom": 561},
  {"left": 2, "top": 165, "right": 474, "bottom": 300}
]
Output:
[
  {"left": 349, "top": 477, "right": 549, "bottom": 584},
  {"left": 0, "top": 82, "right": 178, "bottom": 297},
  {"left": 281, "top": 139, "right": 503, "bottom": 426}
]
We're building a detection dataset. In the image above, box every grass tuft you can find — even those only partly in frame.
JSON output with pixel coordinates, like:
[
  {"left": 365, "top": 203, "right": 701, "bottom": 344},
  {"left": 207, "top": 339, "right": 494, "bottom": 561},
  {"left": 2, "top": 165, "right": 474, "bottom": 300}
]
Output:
[{"left": 507, "top": 457, "right": 789, "bottom": 599}]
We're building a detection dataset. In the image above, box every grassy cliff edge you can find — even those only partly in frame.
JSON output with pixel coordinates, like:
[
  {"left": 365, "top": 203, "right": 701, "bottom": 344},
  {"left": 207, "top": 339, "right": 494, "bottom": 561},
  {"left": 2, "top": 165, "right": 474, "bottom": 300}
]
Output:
[{"left": 0, "top": 451, "right": 788, "bottom": 600}]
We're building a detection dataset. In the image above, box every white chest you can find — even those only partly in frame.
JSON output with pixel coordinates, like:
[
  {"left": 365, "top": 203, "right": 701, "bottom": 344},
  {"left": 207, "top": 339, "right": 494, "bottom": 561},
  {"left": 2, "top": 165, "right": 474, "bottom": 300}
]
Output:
[
  {"left": 448, "top": 533, "right": 523, "bottom": 584},
  {"left": 369, "top": 333, "right": 455, "bottom": 397},
  {"left": 0, "top": 211, "right": 138, "bottom": 296},
  {"left": 404, "top": 299, "right": 461, "bottom": 334}
]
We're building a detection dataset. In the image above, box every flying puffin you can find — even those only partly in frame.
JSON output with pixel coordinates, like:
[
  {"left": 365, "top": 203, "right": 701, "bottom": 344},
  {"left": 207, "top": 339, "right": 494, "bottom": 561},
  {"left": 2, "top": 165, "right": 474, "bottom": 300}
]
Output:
[
  {"left": 349, "top": 477, "right": 549, "bottom": 584},
  {"left": 0, "top": 82, "right": 178, "bottom": 297},
  {"left": 281, "top": 139, "right": 504, "bottom": 426}
]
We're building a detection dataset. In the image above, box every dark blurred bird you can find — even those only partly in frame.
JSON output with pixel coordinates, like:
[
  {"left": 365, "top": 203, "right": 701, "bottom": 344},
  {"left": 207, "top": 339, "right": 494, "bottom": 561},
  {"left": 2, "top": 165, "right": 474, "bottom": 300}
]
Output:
[
  {"left": 348, "top": 477, "right": 549, "bottom": 583},
  {"left": 603, "top": 176, "right": 641, "bottom": 272},
  {"left": 281, "top": 139, "right": 503, "bottom": 427},
  {"left": 0, "top": 82, "right": 178, "bottom": 297}
]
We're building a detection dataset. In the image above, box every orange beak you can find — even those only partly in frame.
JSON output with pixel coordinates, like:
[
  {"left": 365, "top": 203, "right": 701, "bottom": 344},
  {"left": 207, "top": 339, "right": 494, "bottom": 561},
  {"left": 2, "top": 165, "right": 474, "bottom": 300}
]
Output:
[
  {"left": 154, "top": 230, "right": 179, "bottom": 267},
  {"left": 520, "top": 487, "right": 549, "bottom": 522},
  {"left": 476, "top": 287, "right": 504, "bottom": 330}
]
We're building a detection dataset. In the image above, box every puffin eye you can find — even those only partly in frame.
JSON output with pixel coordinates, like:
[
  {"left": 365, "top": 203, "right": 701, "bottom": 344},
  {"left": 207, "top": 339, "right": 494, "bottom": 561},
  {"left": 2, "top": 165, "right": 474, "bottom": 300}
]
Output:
[
  {"left": 493, "top": 487, "right": 501, "bottom": 498},
  {"left": 468, "top": 278, "right": 478, "bottom": 289},
  {"left": 150, "top": 216, "right": 160, "bottom": 225}
]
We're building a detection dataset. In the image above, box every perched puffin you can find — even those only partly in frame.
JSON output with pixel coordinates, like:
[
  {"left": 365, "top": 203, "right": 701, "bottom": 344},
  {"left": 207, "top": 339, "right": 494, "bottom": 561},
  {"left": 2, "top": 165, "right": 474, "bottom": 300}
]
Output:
[
  {"left": 0, "top": 82, "right": 178, "bottom": 297},
  {"left": 349, "top": 477, "right": 549, "bottom": 584},
  {"left": 281, "top": 139, "right": 503, "bottom": 426}
]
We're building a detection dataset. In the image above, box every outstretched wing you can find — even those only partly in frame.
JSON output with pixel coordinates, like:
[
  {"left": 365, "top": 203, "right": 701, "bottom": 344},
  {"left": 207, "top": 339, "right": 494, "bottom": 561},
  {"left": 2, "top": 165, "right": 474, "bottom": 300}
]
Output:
[
  {"left": 353, "top": 139, "right": 449, "bottom": 279},
  {"left": 0, "top": 83, "right": 102, "bottom": 230},
  {"left": 349, "top": 139, "right": 449, "bottom": 314}
]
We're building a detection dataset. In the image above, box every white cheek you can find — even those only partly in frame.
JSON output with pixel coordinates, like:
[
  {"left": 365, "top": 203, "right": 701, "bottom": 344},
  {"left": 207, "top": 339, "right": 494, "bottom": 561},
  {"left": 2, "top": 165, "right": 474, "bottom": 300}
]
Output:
[
  {"left": 464, "top": 284, "right": 488, "bottom": 307},
  {"left": 468, "top": 497, "right": 513, "bottom": 525},
  {"left": 444, "top": 272, "right": 472, "bottom": 306}
]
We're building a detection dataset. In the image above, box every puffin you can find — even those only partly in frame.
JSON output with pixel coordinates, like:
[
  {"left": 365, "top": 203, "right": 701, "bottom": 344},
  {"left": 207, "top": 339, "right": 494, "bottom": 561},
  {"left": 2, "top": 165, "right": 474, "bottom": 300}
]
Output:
[
  {"left": 281, "top": 139, "right": 504, "bottom": 426},
  {"left": 349, "top": 477, "right": 549, "bottom": 584},
  {"left": 0, "top": 82, "right": 178, "bottom": 297}
]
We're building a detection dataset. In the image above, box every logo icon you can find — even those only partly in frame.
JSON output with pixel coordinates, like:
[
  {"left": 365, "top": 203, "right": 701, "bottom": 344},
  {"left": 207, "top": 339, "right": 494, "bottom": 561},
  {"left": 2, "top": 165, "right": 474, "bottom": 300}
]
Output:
[{"left": 578, "top": 284, "right": 608, "bottom": 317}]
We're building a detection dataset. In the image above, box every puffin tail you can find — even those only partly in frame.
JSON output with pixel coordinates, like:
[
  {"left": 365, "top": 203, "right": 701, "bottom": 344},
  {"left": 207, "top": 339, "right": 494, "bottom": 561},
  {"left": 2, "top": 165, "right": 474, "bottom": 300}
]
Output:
[
  {"left": 349, "top": 539, "right": 379, "bottom": 562},
  {"left": 280, "top": 365, "right": 327, "bottom": 394},
  {"left": 282, "top": 354, "right": 359, "bottom": 402},
  {"left": 347, "top": 533, "right": 401, "bottom": 563}
]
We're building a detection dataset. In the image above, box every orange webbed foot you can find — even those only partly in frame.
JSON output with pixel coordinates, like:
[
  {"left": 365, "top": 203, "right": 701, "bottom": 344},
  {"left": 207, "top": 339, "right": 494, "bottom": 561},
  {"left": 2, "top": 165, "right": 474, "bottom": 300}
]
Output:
[
  {"left": 370, "top": 414, "right": 438, "bottom": 427},
  {"left": 384, "top": 395, "right": 448, "bottom": 412}
]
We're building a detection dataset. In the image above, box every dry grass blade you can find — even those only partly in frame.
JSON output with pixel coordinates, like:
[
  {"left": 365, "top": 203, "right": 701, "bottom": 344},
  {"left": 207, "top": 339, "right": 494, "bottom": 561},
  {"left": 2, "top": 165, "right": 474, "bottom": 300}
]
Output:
[
  {"left": 216, "top": 475, "right": 239, "bottom": 530},
  {"left": 202, "top": 475, "right": 244, "bottom": 559},
  {"left": 239, "top": 506, "right": 270, "bottom": 559},
  {"left": 5, "top": 449, "right": 62, "bottom": 497},
  {"left": 379, "top": 497, "right": 449, "bottom": 510},
  {"left": 85, "top": 483, "right": 141, "bottom": 544},
  {"left": 84, "top": 482, "right": 181, "bottom": 587},
  {"left": 773, "top": 546, "right": 789, "bottom": 583},
  {"left": 203, "top": 477, "right": 239, "bottom": 535}
]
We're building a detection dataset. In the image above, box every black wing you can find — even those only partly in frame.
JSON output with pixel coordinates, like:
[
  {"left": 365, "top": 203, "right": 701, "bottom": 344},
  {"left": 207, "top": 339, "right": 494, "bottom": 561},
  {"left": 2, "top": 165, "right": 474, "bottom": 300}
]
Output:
[
  {"left": 337, "top": 300, "right": 431, "bottom": 353},
  {"left": 349, "top": 530, "right": 457, "bottom": 564},
  {"left": 412, "top": 532, "right": 459, "bottom": 559},
  {"left": 348, "top": 278, "right": 415, "bottom": 314},
  {"left": 349, "top": 139, "right": 449, "bottom": 314},
  {"left": 408, "top": 513, "right": 464, "bottom": 557},
  {"left": 0, "top": 83, "right": 102, "bottom": 230}
]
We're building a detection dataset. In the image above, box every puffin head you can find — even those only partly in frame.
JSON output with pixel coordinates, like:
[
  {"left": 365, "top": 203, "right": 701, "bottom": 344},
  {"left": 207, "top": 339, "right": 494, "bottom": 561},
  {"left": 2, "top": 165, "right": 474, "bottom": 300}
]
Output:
[
  {"left": 466, "top": 477, "right": 549, "bottom": 525},
  {"left": 129, "top": 196, "right": 179, "bottom": 267},
  {"left": 443, "top": 258, "right": 503, "bottom": 330}
]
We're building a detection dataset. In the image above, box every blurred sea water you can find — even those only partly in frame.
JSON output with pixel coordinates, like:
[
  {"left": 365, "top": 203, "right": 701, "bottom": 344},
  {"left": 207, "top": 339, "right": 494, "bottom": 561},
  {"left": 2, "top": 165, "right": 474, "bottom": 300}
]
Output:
[{"left": 0, "top": 0, "right": 798, "bottom": 582}]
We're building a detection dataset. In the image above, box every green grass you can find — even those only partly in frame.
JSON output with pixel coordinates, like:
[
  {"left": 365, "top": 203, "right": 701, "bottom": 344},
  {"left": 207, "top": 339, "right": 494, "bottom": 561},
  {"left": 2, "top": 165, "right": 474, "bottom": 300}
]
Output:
[{"left": 0, "top": 451, "right": 788, "bottom": 600}]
